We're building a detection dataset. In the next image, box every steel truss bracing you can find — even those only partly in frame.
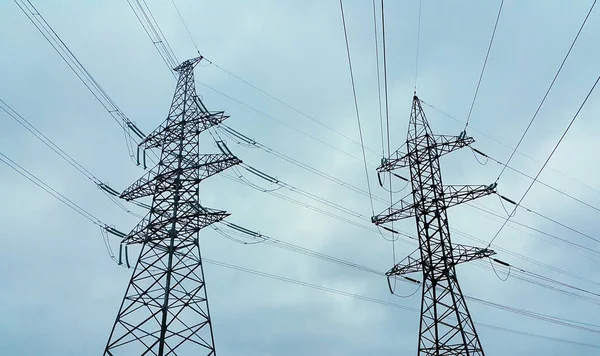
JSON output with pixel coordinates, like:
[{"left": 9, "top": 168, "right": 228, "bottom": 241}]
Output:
[
  {"left": 373, "top": 96, "right": 496, "bottom": 355},
  {"left": 105, "top": 57, "right": 241, "bottom": 355}
]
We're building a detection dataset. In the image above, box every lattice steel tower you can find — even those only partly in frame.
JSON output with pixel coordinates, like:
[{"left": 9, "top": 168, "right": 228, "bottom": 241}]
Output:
[
  {"left": 105, "top": 56, "right": 241, "bottom": 355},
  {"left": 372, "top": 95, "right": 497, "bottom": 355}
]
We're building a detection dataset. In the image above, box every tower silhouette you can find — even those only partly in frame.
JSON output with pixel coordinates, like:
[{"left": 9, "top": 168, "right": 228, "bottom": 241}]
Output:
[
  {"left": 372, "top": 95, "right": 496, "bottom": 355},
  {"left": 105, "top": 56, "right": 241, "bottom": 355}
]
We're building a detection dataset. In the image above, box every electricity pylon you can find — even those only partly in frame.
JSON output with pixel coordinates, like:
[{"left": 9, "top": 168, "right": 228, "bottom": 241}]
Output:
[
  {"left": 104, "top": 56, "right": 241, "bottom": 355},
  {"left": 372, "top": 95, "right": 497, "bottom": 355}
]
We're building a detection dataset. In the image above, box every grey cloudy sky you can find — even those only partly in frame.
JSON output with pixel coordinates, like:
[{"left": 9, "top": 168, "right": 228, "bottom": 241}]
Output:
[{"left": 1, "top": 0, "right": 600, "bottom": 355}]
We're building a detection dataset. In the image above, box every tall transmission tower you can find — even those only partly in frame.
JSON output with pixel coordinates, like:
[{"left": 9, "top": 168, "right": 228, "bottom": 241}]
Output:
[
  {"left": 105, "top": 56, "right": 241, "bottom": 355},
  {"left": 372, "top": 95, "right": 497, "bottom": 355}
]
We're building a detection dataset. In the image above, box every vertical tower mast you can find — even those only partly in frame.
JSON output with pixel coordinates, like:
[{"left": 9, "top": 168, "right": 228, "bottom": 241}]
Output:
[
  {"left": 373, "top": 96, "right": 496, "bottom": 355},
  {"left": 105, "top": 56, "right": 241, "bottom": 355}
]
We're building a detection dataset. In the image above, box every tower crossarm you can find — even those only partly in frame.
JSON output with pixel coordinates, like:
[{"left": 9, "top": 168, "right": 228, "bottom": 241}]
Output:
[
  {"left": 140, "top": 111, "right": 229, "bottom": 150},
  {"left": 120, "top": 153, "right": 241, "bottom": 201},
  {"left": 432, "top": 133, "right": 475, "bottom": 157},
  {"left": 452, "top": 244, "right": 496, "bottom": 265},
  {"left": 386, "top": 249, "right": 422, "bottom": 275},
  {"left": 173, "top": 56, "right": 204, "bottom": 71},
  {"left": 377, "top": 143, "right": 409, "bottom": 172},
  {"left": 441, "top": 183, "right": 497, "bottom": 209},
  {"left": 386, "top": 244, "right": 495, "bottom": 276},
  {"left": 379, "top": 133, "right": 475, "bottom": 173},
  {"left": 371, "top": 197, "right": 416, "bottom": 225},
  {"left": 122, "top": 205, "right": 230, "bottom": 245}
]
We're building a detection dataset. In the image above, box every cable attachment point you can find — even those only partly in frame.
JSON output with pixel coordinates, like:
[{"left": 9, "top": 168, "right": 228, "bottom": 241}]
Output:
[
  {"left": 386, "top": 275, "right": 395, "bottom": 294},
  {"left": 377, "top": 171, "right": 385, "bottom": 187},
  {"left": 471, "top": 147, "right": 490, "bottom": 165},
  {"left": 490, "top": 257, "right": 511, "bottom": 281},
  {"left": 498, "top": 194, "right": 518, "bottom": 217},
  {"left": 118, "top": 244, "right": 123, "bottom": 266}
]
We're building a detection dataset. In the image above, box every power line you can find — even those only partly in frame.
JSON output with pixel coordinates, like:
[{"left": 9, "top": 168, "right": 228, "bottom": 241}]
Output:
[
  {"left": 212, "top": 212, "right": 600, "bottom": 314},
  {"left": 218, "top": 127, "right": 421, "bottom": 247},
  {"left": 0, "top": 150, "right": 132, "bottom": 265},
  {"left": 204, "top": 259, "right": 600, "bottom": 348},
  {"left": 414, "top": 0, "right": 422, "bottom": 92},
  {"left": 13, "top": 2, "right": 600, "bottom": 349},
  {"left": 5, "top": 139, "right": 597, "bottom": 343},
  {"left": 371, "top": 0, "right": 385, "bottom": 158},
  {"left": 131, "top": 0, "right": 387, "bottom": 173},
  {"left": 218, "top": 220, "right": 387, "bottom": 277},
  {"left": 472, "top": 147, "right": 600, "bottom": 215},
  {"left": 495, "top": 0, "right": 596, "bottom": 181},
  {"left": 220, "top": 124, "right": 388, "bottom": 204},
  {"left": 218, "top": 212, "right": 600, "bottom": 309},
  {"left": 483, "top": 258, "right": 600, "bottom": 303},
  {"left": 166, "top": 0, "right": 381, "bottom": 158},
  {"left": 196, "top": 80, "right": 373, "bottom": 165},
  {"left": 222, "top": 122, "right": 600, "bottom": 288},
  {"left": 422, "top": 95, "right": 600, "bottom": 213},
  {"left": 231, "top": 155, "right": 600, "bottom": 295},
  {"left": 0, "top": 151, "right": 103, "bottom": 226},
  {"left": 488, "top": 75, "right": 600, "bottom": 246},
  {"left": 202, "top": 61, "right": 381, "bottom": 156},
  {"left": 240, "top": 163, "right": 371, "bottom": 220},
  {"left": 465, "top": 201, "right": 600, "bottom": 261},
  {"left": 380, "top": 0, "right": 391, "bottom": 162},
  {"left": 465, "top": 0, "right": 504, "bottom": 128},
  {"left": 422, "top": 98, "right": 600, "bottom": 202},
  {"left": 0, "top": 98, "right": 98, "bottom": 183},
  {"left": 113, "top": 0, "right": 600, "bottom": 340},
  {"left": 451, "top": 210, "right": 600, "bottom": 290},
  {"left": 170, "top": 0, "right": 200, "bottom": 55},
  {"left": 475, "top": 322, "right": 600, "bottom": 349},
  {"left": 398, "top": 269, "right": 600, "bottom": 334},
  {"left": 222, "top": 122, "right": 600, "bottom": 275},
  {"left": 219, "top": 118, "right": 600, "bottom": 318},
  {"left": 206, "top": 258, "right": 416, "bottom": 311},
  {"left": 4, "top": 145, "right": 597, "bottom": 327},
  {"left": 4, "top": 144, "right": 597, "bottom": 341},
  {"left": 339, "top": 0, "right": 376, "bottom": 215},
  {"left": 497, "top": 195, "right": 600, "bottom": 245},
  {"left": 14, "top": 0, "right": 148, "bottom": 164},
  {"left": 379, "top": 0, "right": 398, "bottom": 247},
  {"left": 477, "top": 259, "right": 600, "bottom": 307},
  {"left": 0, "top": 98, "right": 144, "bottom": 218},
  {"left": 221, "top": 171, "right": 414, "bottom": 244},
  {"left": 505, "top": 260, "right": 600, "bottom": 300},
  {"left": 127, "top": 0, "right": 179, "bottom": 70}
]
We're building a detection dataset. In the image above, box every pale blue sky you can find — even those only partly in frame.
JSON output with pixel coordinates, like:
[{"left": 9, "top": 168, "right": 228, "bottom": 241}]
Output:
[{"left": 1, "top": 0, "right": 600, "bottom": 355}]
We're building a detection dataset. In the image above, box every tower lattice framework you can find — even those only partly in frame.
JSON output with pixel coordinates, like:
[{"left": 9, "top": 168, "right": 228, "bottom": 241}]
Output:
[
  {"left": 372, "top": 95, "right": 497, "bottom": 355},
  {"left": 105, "top": 56, "right": 241, "bottom": 355}
]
